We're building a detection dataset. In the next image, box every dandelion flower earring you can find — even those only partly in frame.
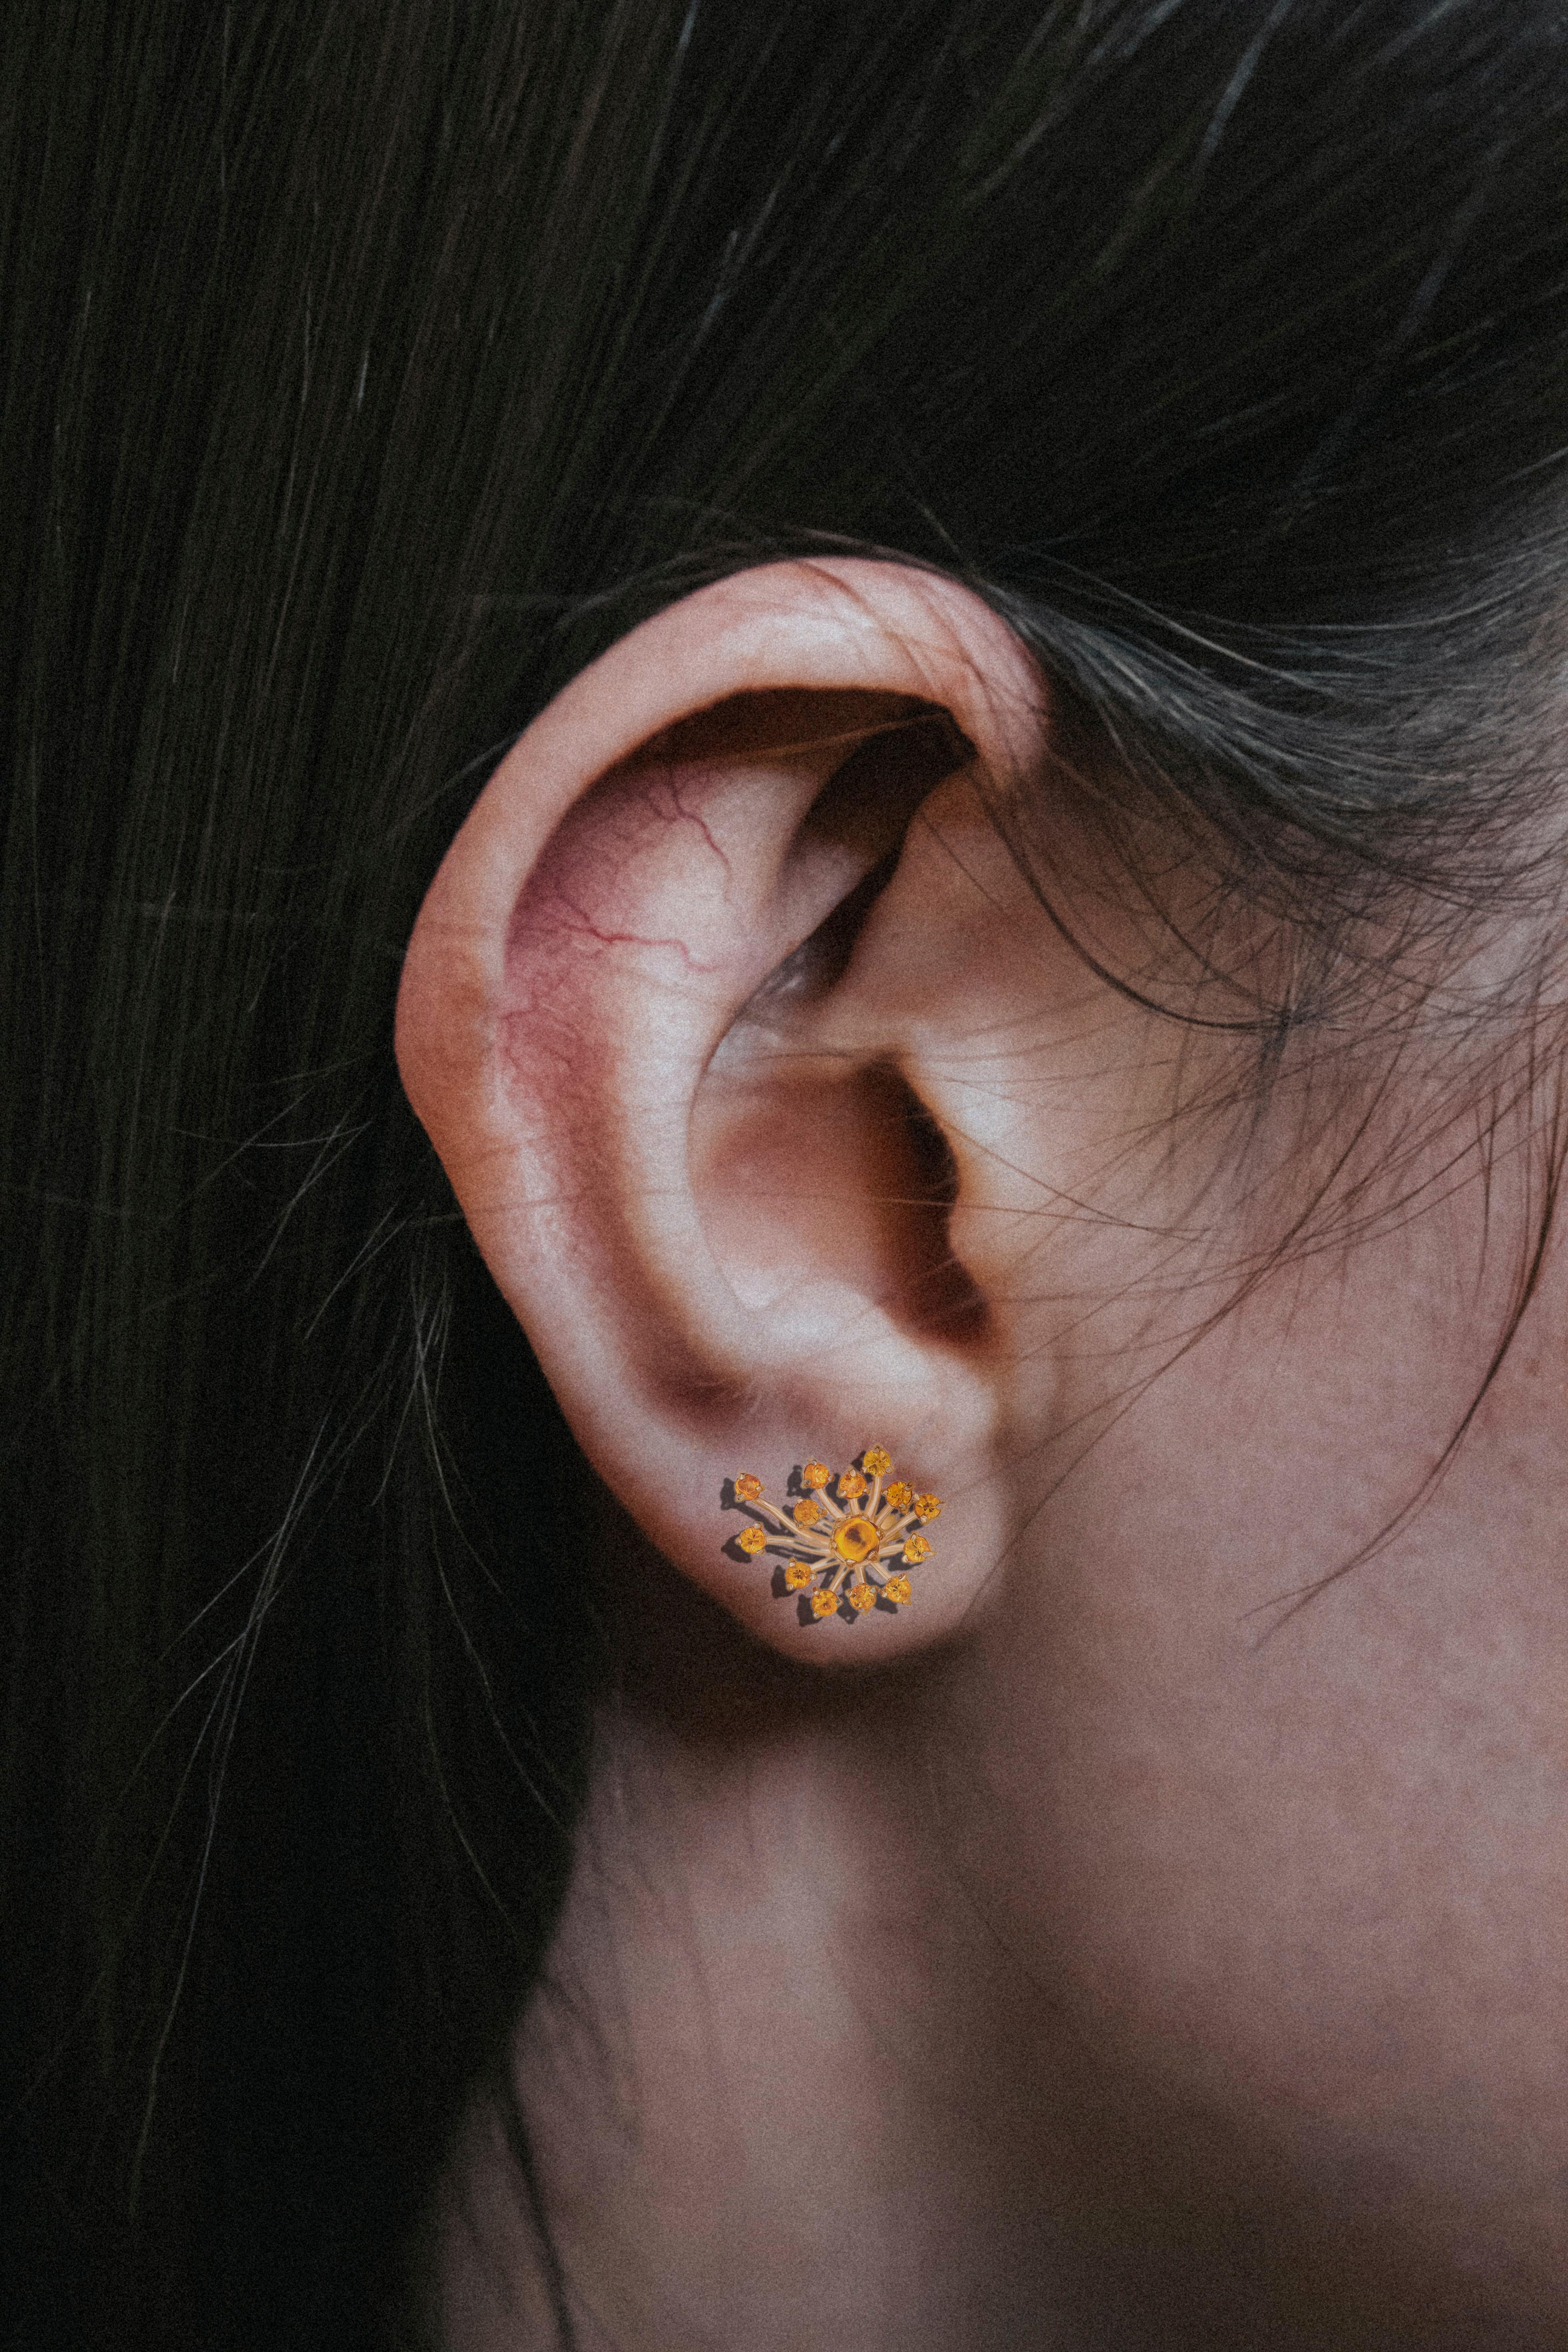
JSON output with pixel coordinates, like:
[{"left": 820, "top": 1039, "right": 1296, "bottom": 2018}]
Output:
[{"left": 725, "top": 1447, "right": 941, "bottom": 1621}]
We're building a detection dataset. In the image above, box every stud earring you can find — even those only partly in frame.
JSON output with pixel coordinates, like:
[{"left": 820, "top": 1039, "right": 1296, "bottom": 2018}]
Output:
[{"left": 725, "top": 1446, "right": 941, "bottom": 1621}]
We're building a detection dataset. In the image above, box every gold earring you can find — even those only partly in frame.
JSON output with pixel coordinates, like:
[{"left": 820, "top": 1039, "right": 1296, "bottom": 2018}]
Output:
[{"left": 725, "top": 1446, "right": 941, "bottom": 1621}]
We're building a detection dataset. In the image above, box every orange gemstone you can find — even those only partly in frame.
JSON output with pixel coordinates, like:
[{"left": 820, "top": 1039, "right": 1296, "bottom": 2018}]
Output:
[
  {"left": 734, "top": 1473, "right": 764, "bottom": 1503},
  {"left": 832, "top": 1514, "right": 881, "bottom": 1567},
  {"left": 903, "top": 1534, "right": 931, "bottom": 1563},
  {"left": 862, "top": 1446, "right": 892, "bottom": 1476},
  {"left": 885, "top": 1481, "right": 913, "bottom": 1512},
  {"left": 737, "top": 1524, "right": 767, "bottom": 1555},
  {"left": 882, "top": 1574, "right": 912, "bottom": 1606},
  {"left": 847, "top": 1582, "right": 876, "bottom": 1613},
  {"left": 838, "top": 1469, "right": 867, "bottom": 1500},
  {"left": 784, "top": 1561, "right": 812, "bottom": 1590},
  {"left": 913, "top": 1493, "right": 941, "bottom": 1522},
  {"left": 810, "top": 1589, "right": 839, "bottom": 1619},
  {"left": 801, "top": 1461, "right": 830, "bottom": 1489},
  {"left": 792, "top": 1498, "right": 821, "bottom": 1527}
]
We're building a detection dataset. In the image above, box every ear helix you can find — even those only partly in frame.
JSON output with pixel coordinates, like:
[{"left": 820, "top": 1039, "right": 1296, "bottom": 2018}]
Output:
[{"left": 724, "top": 1445, "right": 943, "bottom": 1625}]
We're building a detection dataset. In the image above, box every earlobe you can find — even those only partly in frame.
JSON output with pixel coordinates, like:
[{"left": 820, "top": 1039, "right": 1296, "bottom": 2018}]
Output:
[{"left": 396, "top": 561, "right": 1048, "bottom": 1656}]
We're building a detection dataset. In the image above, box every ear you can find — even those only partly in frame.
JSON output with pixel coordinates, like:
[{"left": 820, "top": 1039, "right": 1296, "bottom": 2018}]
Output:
[{"left": 396, "top": 559, "right": 1061, "bottom": 1656}]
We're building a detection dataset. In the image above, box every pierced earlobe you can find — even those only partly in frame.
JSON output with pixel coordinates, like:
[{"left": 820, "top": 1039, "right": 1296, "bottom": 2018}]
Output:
[{"left": 725, "top": 1447, "right": 942, "bottom": 1623}]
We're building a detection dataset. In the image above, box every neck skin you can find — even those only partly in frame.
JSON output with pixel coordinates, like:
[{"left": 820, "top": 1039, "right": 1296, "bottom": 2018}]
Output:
[
  {"left": 445, "top": 1620, "right": 1078, "bottom": 2351},
  {"left": 432, "top": 1197, "right": 1568, "bottom": 2352},
  {"left": 440, "top": 1615, "right": 1149, "bottom": 2352},
  {"left": 427, "top": 940, "right": 1568, "bottom": 2352}
]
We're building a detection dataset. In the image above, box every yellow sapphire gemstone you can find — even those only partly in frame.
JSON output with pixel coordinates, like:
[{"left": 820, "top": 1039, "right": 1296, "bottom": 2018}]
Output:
[
  {"left": 833, "top": 1514, "right": 880, "bottom": 1567},
  {"left": 726, "top": 1451, "right": 939, "bottom": 1624}
]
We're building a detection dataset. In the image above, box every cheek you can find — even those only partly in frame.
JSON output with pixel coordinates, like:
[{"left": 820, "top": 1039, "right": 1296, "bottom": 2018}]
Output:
[{"left": 933, "top": 1291, "right": 1568, "bottom": 2282}]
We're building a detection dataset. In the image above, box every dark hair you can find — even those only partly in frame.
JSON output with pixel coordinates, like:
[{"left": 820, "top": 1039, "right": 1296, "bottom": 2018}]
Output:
[{"left": 7, "top": 2, "right": 1568, "bottom": 2343}]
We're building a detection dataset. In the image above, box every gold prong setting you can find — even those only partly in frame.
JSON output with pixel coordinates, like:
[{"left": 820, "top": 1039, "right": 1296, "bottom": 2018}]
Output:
[{"left": 725, "top": 1447, "right": 942, "bottom": 1621}]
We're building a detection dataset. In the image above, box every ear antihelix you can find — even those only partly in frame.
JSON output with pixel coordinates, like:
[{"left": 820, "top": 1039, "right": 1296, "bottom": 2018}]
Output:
[{"left": 724, "top": 1446, "right": 942, "bottom": 1626}]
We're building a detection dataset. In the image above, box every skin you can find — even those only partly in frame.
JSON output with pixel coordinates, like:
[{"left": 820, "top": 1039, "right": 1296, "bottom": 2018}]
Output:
[{"left": 400, "top": 563, "right": 1568, "bottom": 2349}]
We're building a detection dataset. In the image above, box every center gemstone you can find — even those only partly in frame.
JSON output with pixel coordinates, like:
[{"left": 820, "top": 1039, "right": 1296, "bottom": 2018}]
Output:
[{"left": 833, "top": 1514, "right": 881, "bottom": 1567}]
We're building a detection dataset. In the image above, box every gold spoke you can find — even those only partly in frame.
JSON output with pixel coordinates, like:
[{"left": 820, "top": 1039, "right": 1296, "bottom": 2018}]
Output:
[{"left": 725, "top": 1452, "right": 942, "bottom": 1623}]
